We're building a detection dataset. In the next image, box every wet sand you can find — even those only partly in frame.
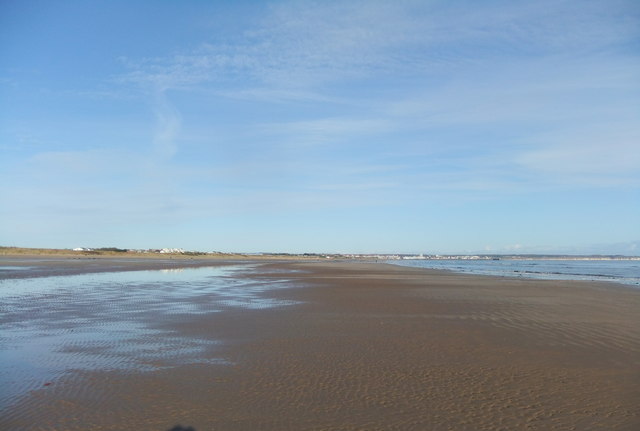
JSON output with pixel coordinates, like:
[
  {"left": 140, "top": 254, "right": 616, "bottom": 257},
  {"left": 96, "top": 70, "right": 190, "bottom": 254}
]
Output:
[
  {"left": 0, "top": 255, "right": 251, "bottom": 279},
  {"left": 1, "top": 259, "right": 639, "bottom": 430}
]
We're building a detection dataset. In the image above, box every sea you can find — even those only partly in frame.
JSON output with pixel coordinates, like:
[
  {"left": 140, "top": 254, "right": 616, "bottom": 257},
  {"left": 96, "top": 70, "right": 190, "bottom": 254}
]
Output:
[{"left": 388, "top": 258, "right": 640, "bottom": 287}]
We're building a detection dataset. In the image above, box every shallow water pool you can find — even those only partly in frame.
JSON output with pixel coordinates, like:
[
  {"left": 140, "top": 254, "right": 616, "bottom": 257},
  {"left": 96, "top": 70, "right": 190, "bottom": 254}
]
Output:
[{"left": 0, "top": 264, "right": 299, "bottom": 412}]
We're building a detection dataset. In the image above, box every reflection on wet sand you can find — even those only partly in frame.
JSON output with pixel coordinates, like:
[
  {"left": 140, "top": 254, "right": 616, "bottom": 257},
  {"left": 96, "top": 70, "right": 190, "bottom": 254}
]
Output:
[
  {"left": 160, "top": 268, "right": 185, "bottom": 274},
  {"left": 0, "top": 264, "right": 299, "bottom": 412}
]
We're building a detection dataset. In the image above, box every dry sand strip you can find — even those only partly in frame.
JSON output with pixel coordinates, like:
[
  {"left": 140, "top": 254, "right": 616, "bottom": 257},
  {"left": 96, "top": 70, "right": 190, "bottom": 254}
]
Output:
[{"left": 2, "top": 260, "right": 639, "bottom": 430}]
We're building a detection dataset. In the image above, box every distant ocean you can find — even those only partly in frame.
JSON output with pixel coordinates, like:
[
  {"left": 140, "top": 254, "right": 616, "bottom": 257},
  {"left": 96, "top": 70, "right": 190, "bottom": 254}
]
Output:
[{"left": 389, "top": 259, "right": 640, "bottom": 287}]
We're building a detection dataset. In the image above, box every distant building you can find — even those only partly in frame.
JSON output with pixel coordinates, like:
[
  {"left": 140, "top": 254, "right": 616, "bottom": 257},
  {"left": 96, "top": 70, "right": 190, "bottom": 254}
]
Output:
[{"left": 159, "top": 248, "right": 185, "bottom": 254}]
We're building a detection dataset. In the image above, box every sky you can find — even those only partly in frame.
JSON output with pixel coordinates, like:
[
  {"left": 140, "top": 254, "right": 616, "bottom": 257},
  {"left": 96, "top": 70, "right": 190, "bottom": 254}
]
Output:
[{"left": 1, "top": 0, "right": 639, "bottom": 255}]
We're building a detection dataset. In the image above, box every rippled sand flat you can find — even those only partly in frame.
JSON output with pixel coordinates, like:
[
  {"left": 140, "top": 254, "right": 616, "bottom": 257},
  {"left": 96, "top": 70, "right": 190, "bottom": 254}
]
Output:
[{"left": 1, "top": 258, "right": 639, "bottom": 430}]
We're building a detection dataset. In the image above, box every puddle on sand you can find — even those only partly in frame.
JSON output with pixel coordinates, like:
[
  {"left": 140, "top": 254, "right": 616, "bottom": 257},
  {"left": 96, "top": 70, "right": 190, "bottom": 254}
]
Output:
[{"left": 0, "top": 264, "right": 300, "bottom": 411}]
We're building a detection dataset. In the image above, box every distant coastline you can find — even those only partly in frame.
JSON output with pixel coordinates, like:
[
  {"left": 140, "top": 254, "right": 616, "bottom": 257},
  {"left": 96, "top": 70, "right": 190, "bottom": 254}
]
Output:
[{"left": 1, "top": 246, "right": 638, "bottom": 261}]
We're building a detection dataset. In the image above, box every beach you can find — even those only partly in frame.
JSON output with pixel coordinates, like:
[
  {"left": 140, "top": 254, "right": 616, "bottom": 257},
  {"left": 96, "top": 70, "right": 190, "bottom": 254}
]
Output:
[{"left": 1, "top": 258, "right": 639, "bottom": 430}]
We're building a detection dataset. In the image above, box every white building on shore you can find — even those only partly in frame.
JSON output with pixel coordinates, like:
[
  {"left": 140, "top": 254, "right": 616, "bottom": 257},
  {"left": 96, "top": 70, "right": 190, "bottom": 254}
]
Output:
[{"left": 159, "top": 248, "right": 185, "bottom": 254}]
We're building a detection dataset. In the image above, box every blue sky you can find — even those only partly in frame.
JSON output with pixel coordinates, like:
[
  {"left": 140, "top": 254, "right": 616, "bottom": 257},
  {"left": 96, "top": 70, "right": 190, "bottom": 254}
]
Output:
[{"left": 1, "top": 0, "right": 639, "bottom": 254}]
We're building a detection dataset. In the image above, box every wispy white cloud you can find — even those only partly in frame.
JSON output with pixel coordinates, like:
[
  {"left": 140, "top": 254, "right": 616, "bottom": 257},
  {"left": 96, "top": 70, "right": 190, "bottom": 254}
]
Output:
[
  {"left": 517, "top": 127, "right": 640, "bottom": 185},
  {"left": 116, "top": 0, "right": 639, "bottom": 186},
  {"left": 28, "top": 149, "right": 138, "bottom": 176},
  {"left": 118, "top": 0, "right": 639, "bottom": 91},
  {"left": 254, "top": 117, "right": 393, "bottom": 147},
  {"left": 151, "top": 90, "right": 181, "bottom": 161}
]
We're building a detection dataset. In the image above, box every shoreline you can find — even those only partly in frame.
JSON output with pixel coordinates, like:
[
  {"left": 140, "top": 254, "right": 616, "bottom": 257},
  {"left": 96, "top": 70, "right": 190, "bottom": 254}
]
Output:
[
  {"left": 2, "top": 253, "right": 638, "bottom": 291},
  {"left": 3, "top": 246, "right": 638, "bottom": 261},
  {"left": 2, "top": 258, "right": 639, "bottom": 430},
  {"left": 386, "top": 259, "right": 640, "bottom": 289}
]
